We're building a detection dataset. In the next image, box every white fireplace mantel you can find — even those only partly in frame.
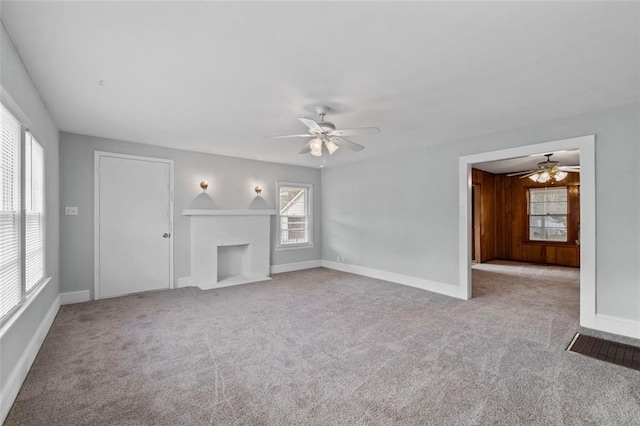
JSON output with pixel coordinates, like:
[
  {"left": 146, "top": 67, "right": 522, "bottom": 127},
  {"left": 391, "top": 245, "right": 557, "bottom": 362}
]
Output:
[{"left": 178, "top": 209, "right": 276, "bottom": 290}]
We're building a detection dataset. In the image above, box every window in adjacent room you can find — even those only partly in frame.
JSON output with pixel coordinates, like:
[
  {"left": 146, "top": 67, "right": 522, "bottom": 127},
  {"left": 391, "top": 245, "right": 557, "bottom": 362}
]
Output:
[
  {"left": 277, "top": 182, "right": 312, "bottom": 248},
  {"left": 528, "top": 187, "right": 568, "bottom": 242}
]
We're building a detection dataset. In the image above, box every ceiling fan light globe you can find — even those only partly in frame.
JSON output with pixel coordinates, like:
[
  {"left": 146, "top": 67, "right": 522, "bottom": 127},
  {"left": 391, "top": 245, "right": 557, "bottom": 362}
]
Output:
[
  {"left": 528, "top": 173, "right": 540, "bottom": 182},
  {"left": 555, "top": 171, "right": 568, "bottom": 181},
  {"left": 310, "top": 138, "right": 322, "bottom": 152},
  {"left": 538, "top": 172, "right": 551, "bottom": 183},
  {"left": 326, "top": 140, "right": 340, "bottom": 155}
]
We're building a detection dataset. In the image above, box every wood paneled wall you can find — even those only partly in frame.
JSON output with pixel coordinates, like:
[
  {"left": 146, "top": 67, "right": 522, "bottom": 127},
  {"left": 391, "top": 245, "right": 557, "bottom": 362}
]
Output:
[
  {"left": 471, "top": 169, "right": 497, "bottom": 263},
  {"left": 472, "top": 168, "right": 580, "bottom": 268}
]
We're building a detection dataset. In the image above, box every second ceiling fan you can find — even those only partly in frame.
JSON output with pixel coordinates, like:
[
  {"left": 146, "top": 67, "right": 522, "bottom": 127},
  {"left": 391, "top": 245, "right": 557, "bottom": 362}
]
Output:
[{"left": 266, "top": 106, "right": 381, "bottom": 156}]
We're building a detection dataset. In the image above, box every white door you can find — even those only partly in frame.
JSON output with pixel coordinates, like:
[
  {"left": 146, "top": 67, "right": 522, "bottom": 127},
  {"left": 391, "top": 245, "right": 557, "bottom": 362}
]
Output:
[{"left": 96, "top": 153, "right": 173, "bottom": 299}]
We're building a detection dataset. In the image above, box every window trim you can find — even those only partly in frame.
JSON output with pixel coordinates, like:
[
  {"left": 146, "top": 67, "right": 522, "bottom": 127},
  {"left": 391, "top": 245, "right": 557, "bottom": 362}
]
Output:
[{"left": 276, "top": 181, "right": 314, "bottom": 250}]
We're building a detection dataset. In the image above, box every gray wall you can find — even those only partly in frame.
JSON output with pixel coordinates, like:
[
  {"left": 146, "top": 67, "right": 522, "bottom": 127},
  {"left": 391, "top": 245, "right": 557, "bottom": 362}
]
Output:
[
  {"left": 59, "top": 132, "right": 322, "bottom": 298},
  {"left": 322, "top": 102, "right": 639, "bottom": 322},
  {"left": 0, "top": 25, "right": 60, "bottom": 389}
]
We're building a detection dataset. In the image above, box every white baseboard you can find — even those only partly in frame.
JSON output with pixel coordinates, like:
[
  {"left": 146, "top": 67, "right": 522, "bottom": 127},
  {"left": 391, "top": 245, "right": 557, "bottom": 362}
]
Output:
[
  {"left": 594, "top": 314, "right": 640, "bottom": 340},
  {"left": 0, "top": 294, "right": 60, "bottom": 423},
  {"left": 270, "top": 260, "right": 322, "bottom": 274},
  {"left": 321, "top": 260, "right": 465, "bottom": 299},
  {"left": 59, "top": 290, "right": 91, "bottom": 305},
  {"left": 176, "top": 277, "right": 193, "bottom": 288}
]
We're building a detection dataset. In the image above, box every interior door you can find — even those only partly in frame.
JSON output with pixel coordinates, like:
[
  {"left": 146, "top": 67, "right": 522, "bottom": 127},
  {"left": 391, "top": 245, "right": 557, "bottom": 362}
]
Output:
[{"left": 97, "top": 154, "right": 172, "bottom": 299}]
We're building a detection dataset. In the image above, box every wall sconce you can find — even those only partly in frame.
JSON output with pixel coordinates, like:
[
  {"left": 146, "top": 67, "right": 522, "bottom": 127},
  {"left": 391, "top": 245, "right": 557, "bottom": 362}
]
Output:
[
  {"left": 200, "top": 180, "right": 209, "bottom": 193},
  {"left": 254, "top": 185, "right": 262, "bottom": 196}
]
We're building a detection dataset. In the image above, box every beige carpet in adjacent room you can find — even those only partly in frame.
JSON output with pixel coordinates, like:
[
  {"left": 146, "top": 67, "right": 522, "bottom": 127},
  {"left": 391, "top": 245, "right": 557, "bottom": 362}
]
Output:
[{"left": 5, "top": 262, "right": 640, "bottom": 425}]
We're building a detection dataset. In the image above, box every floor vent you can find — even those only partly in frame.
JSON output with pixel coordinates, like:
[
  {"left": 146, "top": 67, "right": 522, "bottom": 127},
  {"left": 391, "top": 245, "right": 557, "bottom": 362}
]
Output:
[{"left": 567, "top": 332, "right": 640, "bottom": 371}]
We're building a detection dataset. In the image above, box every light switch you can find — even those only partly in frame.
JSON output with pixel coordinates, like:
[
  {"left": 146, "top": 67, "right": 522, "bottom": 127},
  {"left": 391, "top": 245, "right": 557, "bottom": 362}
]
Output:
[{"left": 65, "top": 206, "right": 78, "bottom": 216}]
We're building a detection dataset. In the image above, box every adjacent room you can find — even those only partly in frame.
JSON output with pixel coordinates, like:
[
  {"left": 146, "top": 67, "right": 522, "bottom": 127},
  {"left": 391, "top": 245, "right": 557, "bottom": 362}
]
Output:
[{"left": 1, "top": 1, "right": 639, "bottom": 424}]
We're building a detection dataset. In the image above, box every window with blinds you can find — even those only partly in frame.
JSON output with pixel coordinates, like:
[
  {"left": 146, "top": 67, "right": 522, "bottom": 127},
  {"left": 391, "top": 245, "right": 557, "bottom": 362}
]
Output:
[
  {"left": 528, "top": 187, "right": 568, "bottom": 242},
  {"left": 25, "top": 132, "right": 44, "bottom": 292},
  {"left": 1, "top": 104, "right": 22, "bottom": 319}
]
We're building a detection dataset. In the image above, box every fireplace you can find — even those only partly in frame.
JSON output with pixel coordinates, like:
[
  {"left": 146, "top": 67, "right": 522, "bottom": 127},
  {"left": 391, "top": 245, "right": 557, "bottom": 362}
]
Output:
[{"left": 179, "top": 209, "right": 276, "bottom": 290}]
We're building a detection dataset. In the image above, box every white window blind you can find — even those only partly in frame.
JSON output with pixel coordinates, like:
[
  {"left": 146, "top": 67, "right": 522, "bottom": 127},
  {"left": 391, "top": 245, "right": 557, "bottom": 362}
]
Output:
[
  {"left": 25, "top": 132, "right": 44, "bottom": 292},
  {"left": 0, "top": 104, "right": 22, "bottom": 319},
  {"left": 529, "top": 187, "right": 568, "bottom": 242}
]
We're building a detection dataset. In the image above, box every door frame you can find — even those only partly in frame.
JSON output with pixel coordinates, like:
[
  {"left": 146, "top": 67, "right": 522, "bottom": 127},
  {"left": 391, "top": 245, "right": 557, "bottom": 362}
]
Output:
[
  {"left": 94, "top": 151, "right": 174, "bottom": 300},
  {"left": 458, "top": 135, "right": 596, "bottom": 329},
  {"left": 472, "top": 184, "right": 482, "bottom": 263}
]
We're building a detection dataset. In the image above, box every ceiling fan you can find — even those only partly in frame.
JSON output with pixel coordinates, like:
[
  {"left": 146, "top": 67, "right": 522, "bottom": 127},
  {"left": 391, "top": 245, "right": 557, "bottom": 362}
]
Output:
[
  {"left": 266, "top": 105, "right": 381, "bottom": 157},
  {"left": 507, "top": 153, "right": 580, "bottom": 183}
]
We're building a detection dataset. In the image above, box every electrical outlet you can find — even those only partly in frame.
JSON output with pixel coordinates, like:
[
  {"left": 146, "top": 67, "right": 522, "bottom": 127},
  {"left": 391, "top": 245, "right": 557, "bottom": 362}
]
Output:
[{"left": 65, "top": 206, "right": 78, "bottom": 216}]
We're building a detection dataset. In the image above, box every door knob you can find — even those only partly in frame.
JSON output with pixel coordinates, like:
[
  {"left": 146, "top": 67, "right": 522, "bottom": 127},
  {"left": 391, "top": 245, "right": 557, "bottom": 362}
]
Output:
[{"left": 162, "top": 233, "right": 171, "bottom": 238}]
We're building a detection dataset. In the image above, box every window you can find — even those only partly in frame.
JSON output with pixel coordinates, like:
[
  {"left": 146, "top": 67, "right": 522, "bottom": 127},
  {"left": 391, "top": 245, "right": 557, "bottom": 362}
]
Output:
[
  {"left": 277, "top": 182, "right": 312, "bottom": 247},
  {"left": 0, "top": 104, "right": 47, "bottom": 323},
  {"left": 528, "top": 187, "right": 568, "bottom": 242},
  {"left": 0, "top": 104, "right": 22, "bottom": 319},
  {"left": 25, "top": 132, "right": 45, "bottom": 292}
]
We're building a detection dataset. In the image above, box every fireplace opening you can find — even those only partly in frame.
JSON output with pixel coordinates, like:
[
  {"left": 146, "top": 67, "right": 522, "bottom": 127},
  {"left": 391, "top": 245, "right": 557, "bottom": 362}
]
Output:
[{"left": 217, "top": 244, "right": 250, "bottom": 283}]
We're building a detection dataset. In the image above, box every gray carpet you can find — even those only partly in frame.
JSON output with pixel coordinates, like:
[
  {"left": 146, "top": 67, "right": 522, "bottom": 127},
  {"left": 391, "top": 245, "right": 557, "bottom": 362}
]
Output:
[{"left": 5, "top": 262, "right": 640, "bottom": 425}]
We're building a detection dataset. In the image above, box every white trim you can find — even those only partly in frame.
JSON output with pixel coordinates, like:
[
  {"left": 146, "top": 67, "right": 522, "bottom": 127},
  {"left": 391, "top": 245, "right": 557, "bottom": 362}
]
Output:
[
  {"left": 94, "top": 151, "right": 175, "bottom": 300},
  {"left": 276, "top": 181, "right": 314, "bottom": 250},
  {"left": 175, "top": 277, "right": 193, "bottom": 288},
  {"left": 270, "top": 260, "right": 322, "bottom": 274},
  {"left": 274, "top": 243, "right": 316, "bottom": 252},
  {"left": 0, "top": 291, "right": 59, "bottom": 424},
  {"left": 459, "top": 135, "right": 598, "bottom": 329},
  {"left": 182, "top": 209, "right": 276, "bottom": 216},
  {"left": 59, "top": 290, "right": 91, "bottom": 305},
  {"left": 593, "top": 314, "right": 640, "bottom": 340},
  {"left": 0, "top": 277, "right": 51, "bottom": 337},
  {"left": 322, "top": 260, "right": 464, "bottom": 299}
]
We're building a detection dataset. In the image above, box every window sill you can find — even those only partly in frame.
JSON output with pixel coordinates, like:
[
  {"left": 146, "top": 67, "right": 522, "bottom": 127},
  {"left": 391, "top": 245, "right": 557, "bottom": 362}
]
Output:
[
  {"left": 523, "top": 241, "right": 580, "bottom": 247},
  {"left": 275, "top": 243, "right": 315, "bottom": 251},
  {"left": 0, "top": 276, "right": 52, "bottom": 337}
]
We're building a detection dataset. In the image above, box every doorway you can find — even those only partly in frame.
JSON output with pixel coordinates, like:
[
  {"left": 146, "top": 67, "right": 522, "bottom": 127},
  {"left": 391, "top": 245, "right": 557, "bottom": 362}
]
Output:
[
  {"left": 458, "top": 135, "right": 596, "bottom": 329},
  {"left": 94, "top": 152, "right": 174, "bottom": 299}
]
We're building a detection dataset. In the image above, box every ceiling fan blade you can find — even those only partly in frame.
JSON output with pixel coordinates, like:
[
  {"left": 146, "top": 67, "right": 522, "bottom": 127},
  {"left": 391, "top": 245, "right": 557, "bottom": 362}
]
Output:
[
  {"left": 517, "top": 171, "right": 543, "bottom": 179},
  {"left": 265, "top": 134, "right": 314, "bottom": 139},
  {"left": 299, "top": 118, "right": 323, "bottom": 133},
  {"left": 506, "top": 170, "right": 536, "bottom": 177},
  {"left": 298, "top": 140, "right": 312, "bottom": 154},
  {"left": 559, "top": 166, "right": 580, "bottom": 170},
  {"left": 564, "top": 169, "right": 580, "bottom": 173},
  {"left": 329, "top": 127, "right": 381, "bottom": 137},
  {"left": 331, "top": 137, "right": 365, "bottom": 152}
]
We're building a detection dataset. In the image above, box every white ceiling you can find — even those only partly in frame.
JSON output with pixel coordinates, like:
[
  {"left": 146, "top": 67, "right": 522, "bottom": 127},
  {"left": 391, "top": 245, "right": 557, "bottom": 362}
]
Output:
[
  {"left": 1, "top": 1, "right": 638, "bottom": 168},
  {"left": 473, "top": 150, "right": 579, "bottom": 175}
]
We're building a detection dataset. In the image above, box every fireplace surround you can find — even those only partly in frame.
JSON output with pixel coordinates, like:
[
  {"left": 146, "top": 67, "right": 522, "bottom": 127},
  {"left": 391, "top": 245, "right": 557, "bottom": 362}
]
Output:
[{"left": 180, "top": 209, "right": 276, "bottom": 290}]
